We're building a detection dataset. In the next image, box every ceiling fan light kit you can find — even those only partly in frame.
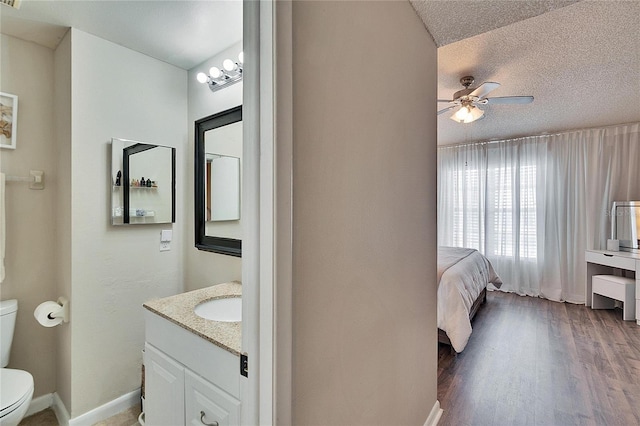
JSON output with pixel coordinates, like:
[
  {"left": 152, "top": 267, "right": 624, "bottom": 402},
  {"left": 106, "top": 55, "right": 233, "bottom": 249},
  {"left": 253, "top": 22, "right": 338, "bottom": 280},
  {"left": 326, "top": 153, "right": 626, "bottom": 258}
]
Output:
[
  {"left": 451, "top": 104, "right": 484, "bottom": 123},
  {"left": 438, "top": 76, "right": 533, "bottom": 124}
]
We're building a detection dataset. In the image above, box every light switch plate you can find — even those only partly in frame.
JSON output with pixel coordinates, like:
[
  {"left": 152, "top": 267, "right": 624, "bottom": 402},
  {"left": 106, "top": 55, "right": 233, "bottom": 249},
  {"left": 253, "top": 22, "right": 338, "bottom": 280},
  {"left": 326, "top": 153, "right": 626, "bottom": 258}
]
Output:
[{"left": 160, "top": 229, "right": 173, "bottom": 242}]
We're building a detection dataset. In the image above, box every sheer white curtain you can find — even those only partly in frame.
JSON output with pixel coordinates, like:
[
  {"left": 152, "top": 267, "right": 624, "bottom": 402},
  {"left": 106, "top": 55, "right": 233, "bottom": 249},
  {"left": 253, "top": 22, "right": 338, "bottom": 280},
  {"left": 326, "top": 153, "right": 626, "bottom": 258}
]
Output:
[{"left": 438, "top": 122, "right": 640, "bottom": 303}]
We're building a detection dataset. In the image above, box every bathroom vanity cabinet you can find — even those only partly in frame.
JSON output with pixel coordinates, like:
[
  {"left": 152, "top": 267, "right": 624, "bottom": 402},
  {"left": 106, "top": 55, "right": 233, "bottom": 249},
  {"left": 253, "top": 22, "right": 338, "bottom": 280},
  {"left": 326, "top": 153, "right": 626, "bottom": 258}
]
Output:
[
  {"left": 144, "top": 343, "right": 240, "bottom": 425},
  {"left": 143, "top": 282, "right": 243, "bottom": 426}
]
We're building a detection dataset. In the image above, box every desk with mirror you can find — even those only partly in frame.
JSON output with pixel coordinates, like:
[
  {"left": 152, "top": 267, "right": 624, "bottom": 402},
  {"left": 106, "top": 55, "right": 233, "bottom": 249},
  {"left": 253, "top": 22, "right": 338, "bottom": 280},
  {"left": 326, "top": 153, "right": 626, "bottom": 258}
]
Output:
[{"left": 585, "top": 249, "right": 640, "bottom": 325}]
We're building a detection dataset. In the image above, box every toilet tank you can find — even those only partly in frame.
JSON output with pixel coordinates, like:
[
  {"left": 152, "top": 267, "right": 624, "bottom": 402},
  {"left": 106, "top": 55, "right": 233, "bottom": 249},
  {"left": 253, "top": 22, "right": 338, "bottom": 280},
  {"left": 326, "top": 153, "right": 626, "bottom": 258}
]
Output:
[{"left": 0, "top": 299, "right": 18, "bottom": 367}]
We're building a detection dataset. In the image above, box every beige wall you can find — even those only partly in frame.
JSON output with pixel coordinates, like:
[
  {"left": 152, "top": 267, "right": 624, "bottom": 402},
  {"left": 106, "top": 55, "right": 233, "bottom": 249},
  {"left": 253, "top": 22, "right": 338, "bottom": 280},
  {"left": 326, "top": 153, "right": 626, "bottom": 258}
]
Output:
[
  {"left": 0, "top": 34, "right": 58, "bottom": 399},
  {"left": 53, "top": 29, "right": 72, "bottom": 412},
  {"left": 288, "top": 1, "right": 439, "bottom": 424}
]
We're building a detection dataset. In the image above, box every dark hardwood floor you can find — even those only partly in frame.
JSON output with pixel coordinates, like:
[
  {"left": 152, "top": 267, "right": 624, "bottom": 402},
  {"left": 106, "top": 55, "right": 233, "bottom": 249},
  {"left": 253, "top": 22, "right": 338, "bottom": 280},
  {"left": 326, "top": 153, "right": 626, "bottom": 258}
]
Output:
[{"left": 437, "top": 291, "right": 640, "bottom": 426}]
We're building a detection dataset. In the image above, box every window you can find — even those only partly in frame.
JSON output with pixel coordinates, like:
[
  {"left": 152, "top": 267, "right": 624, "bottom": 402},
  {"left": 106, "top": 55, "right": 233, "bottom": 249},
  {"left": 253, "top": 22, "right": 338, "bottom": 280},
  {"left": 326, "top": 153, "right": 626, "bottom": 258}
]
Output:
[
  {"left": 450, "top": 163, "right": 537, "bottom": 260},
  {"left": 452, "top": 168, "right": 481, "bottom": 250}
]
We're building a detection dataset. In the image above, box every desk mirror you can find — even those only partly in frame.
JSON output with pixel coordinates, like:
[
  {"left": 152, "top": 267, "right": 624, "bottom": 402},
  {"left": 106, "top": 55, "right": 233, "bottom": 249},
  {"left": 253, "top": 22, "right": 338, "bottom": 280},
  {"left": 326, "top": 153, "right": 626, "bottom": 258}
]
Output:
[
  {"left": 111, "top": 138, "right": 176, "bottom": 225},
  {"left": 195, "top": 106, "right": 242, "bottom": 256}
]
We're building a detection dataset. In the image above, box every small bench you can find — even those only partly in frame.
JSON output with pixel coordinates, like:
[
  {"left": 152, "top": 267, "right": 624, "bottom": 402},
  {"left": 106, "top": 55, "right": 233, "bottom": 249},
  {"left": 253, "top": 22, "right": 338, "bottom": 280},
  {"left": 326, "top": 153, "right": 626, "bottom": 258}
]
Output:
[{"left": 592, "top": 275, "right": 636, "bottom": 321}]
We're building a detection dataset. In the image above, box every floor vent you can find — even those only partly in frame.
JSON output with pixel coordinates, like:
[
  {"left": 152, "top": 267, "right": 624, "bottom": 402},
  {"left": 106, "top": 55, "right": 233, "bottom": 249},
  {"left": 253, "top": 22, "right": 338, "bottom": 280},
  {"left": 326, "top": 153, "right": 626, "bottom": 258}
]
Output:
[{"left": 0, "top": 0, "right": 21, "bottom": 9}]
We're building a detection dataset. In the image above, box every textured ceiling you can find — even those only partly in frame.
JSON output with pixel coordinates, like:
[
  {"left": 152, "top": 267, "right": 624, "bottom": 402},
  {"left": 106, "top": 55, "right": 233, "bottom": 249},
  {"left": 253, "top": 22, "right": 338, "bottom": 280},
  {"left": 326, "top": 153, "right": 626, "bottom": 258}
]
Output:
[
  {"left": 2, "top": 0, "right": 638, "bottom": 146},
  {"left": 431, "top": 0, "right": 640, "bottom": 145},
  {"left": 410, "top": 0, "right": 581, "bottom": 47},
  {"left": 0, "top": 0, "right": 242, "bottom": 70}
]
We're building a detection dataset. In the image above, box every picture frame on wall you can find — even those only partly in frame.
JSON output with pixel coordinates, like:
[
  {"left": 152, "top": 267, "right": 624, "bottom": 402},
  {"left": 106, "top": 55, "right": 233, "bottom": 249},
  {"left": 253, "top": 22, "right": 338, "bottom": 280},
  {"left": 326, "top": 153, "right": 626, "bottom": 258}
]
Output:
[{"left": 0, "top": 92, "right": 18, "bottom": 150}]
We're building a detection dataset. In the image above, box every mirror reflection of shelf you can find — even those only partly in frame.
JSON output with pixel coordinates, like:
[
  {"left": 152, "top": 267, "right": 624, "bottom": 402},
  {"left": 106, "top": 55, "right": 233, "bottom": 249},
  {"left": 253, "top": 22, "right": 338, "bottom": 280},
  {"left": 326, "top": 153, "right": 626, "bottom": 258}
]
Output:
[
  {"left": 112, "top": 208, "right": 156, "bottom": 218},
  {"left": 112, "top": 186, "right": 158, "bottom": 190},
  {"left": 132, "top": 209, "right": 156, "bottom": 217},
  {"left": 129, "top": 216, "right": 156, "bottom": 222},
  {"left": 112, "top": 216, "right": 156, "bottom": 224}
]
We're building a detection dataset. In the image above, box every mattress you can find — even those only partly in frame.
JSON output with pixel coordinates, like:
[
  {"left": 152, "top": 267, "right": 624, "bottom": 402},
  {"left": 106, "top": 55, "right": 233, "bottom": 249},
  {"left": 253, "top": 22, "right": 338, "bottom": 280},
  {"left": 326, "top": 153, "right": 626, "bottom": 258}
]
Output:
[{"left": 437, "top": 247, "right": 502, "bottom": 352}]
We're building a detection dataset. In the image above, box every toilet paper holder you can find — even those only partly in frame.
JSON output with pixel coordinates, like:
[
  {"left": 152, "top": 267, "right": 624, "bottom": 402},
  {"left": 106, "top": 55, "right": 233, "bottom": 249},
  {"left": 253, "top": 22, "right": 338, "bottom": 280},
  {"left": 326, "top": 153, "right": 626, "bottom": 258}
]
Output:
[{"left": 48, "top": 297, "right": 69, "bottom": 323}]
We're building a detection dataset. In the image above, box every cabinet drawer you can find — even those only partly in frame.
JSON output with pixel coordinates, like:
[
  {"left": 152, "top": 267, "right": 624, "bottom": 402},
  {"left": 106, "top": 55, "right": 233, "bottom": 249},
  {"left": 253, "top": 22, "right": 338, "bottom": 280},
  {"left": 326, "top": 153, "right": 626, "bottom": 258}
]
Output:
[
  {"left": 185, "top": 370, "right": 240, "bottom": 426},
  {"left": 585, "top": 251, "right": 637, "bottom": 270},
  {"left": 144, "top": 310, "right": 240, "bottom": 398}
]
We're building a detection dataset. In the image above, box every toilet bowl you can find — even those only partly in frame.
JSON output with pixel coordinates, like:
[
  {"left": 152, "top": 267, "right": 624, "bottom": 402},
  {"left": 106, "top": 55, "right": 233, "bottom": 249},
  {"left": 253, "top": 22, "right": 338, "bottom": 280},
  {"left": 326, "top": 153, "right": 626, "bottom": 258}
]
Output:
[
  {"left": 0, "top": 368, "right": 34, "bottom": 426},
  {"left": 0, "top": 300, "right": 34, "bottom": 426}
]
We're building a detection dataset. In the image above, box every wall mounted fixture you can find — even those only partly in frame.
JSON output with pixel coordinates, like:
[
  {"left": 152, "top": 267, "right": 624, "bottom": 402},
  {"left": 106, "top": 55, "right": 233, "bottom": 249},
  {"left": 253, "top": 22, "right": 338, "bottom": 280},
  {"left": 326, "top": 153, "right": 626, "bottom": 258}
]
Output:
[
  {"left": 196, "top": 52, "right": 243, "bottom": 93},
  {"left": 6, "top": 170, "right": 45, "bottom": 190},
  {"left": 0, "top": 0, "right": 22, "bottom": 10}
]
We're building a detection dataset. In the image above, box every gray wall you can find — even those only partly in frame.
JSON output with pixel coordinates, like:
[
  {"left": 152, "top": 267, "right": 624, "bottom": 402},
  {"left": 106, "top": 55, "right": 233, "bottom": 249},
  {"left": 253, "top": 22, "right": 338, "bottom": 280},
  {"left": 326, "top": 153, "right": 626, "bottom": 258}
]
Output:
[{"left": 286, "top": 1, "right": 439, "bottom": 424}]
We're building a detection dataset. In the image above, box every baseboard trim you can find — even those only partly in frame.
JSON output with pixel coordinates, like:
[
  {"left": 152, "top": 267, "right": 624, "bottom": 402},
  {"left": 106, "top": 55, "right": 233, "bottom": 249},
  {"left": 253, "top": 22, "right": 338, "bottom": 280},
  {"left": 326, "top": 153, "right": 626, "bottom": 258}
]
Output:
[
  {"left": 24, "top": 392, "right": 69, "bottom": 425},
  {"left": 25, "top": 393, "right": 53, "bottom": 417},
  {"left": 68, "top": 388, "right": 140, "bottom": 426},
  {"left": 52, "top": 392, "right": 70, "bottom": 426},
  {"left": 423, "top": 399, "right": 443, "bottom": 426}
]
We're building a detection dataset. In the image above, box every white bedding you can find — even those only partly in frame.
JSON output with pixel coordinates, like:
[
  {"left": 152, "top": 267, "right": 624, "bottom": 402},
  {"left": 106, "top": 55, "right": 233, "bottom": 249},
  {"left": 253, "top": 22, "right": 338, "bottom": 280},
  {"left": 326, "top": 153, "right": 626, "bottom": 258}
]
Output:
[{"left": 437, "top": 247, "right": 502, "bottom": 352}]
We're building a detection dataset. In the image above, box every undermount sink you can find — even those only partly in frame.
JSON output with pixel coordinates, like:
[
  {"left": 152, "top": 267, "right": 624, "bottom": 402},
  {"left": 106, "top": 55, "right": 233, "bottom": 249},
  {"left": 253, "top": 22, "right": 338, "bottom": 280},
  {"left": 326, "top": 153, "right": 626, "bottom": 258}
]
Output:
[{"left": 194, "top": 297, "right": 242, "bottom": 322}]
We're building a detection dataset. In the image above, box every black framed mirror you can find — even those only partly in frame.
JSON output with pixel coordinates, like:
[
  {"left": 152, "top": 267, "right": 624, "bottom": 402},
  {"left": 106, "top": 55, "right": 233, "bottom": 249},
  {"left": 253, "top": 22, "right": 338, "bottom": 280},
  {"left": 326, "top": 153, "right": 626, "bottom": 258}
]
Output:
[
  {"left": 195, "top": 106, "right": 242, "bottom": 256},
  {"left": 111, "top": 138, "right": 176, "bottom": 225}
]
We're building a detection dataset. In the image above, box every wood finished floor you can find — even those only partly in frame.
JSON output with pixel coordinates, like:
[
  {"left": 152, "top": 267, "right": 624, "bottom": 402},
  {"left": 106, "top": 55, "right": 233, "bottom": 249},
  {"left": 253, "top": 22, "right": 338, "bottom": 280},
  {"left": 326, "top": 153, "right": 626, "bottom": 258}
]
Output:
[{"left": 437, "top": 291, "right": 640, "bottom": 426}]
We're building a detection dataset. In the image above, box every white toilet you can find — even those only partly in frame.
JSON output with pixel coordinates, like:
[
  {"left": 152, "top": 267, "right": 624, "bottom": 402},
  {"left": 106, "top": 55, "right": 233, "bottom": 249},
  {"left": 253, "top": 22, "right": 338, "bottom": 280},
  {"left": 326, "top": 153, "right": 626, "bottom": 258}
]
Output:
[{"left": 0, "top": 300, "right": 34, "bottom": 426}]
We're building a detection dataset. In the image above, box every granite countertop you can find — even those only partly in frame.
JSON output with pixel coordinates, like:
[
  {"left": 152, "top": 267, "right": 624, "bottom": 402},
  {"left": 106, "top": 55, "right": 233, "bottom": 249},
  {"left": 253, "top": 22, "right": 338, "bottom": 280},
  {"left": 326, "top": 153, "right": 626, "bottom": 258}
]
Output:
[{"left": 143, "top": 281, "right": 242, "bottom": 356}]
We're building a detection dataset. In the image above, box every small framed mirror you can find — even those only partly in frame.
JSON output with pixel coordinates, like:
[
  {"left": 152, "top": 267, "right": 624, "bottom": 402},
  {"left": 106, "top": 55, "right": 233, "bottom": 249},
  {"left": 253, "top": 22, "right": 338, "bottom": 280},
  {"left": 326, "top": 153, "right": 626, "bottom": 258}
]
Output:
[
  {"left": 111, "top": 138, "right": 176, "bottom": 225},
  {"left": 195, "top": 106, "right": 242, "bottom": 256}
]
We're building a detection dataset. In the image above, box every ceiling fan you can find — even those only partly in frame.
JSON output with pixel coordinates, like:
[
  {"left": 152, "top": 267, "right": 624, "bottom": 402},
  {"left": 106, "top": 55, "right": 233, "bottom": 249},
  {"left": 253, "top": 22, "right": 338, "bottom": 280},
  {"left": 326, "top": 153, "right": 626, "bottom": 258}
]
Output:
[{"left": 438, "top": 76, "right": 534, "bottom": 123}]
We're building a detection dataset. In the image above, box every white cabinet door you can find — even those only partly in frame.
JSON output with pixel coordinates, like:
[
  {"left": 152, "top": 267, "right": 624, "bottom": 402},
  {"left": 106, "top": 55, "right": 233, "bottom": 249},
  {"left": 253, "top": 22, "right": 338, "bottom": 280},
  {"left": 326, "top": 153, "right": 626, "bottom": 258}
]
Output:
[
  {"left": 145, "top": 343, "right": 185, "bottom": 426},
  {"left": 185, "top": 370, "right": 241, "bottom": 426}
]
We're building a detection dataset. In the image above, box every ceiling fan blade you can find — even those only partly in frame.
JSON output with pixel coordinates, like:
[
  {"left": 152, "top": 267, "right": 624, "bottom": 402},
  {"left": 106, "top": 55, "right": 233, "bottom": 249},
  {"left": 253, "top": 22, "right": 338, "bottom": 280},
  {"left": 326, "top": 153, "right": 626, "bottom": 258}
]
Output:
[
  {"left": 437, "top": 105, "right": 457, "bottom": 115},
  {"left": 485, "top": 96, "right": 534, "bottom": 105},
  {"left": 437, "top": 99, "right": 454, "bottom": 103},
  {"left": 469, "top": 82, "right": 500, "bottom": 99}
]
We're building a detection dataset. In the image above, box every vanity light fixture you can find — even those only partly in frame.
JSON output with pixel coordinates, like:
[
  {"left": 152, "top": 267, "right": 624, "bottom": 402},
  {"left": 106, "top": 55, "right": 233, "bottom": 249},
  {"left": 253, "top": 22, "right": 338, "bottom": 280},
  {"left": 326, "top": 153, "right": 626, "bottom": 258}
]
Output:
[
  {"left": 196, "top": 51, "right": 244, "bottom": 93},
  {"left": 0, "top": 0, "right": 21, "bottom": 9}
]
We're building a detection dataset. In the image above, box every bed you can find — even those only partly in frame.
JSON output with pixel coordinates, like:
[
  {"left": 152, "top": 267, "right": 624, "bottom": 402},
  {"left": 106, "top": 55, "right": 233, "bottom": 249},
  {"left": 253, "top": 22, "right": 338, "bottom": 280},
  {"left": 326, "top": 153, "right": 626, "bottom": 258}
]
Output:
[{"left": 437, "top": 246, "right": 502, "bottom": 352}]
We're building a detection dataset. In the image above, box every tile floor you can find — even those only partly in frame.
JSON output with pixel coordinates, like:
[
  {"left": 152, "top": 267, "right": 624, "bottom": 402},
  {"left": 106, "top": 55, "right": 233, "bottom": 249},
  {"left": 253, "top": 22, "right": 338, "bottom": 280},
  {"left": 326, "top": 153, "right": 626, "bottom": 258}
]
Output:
[{"left": 19, "top": 405, "right": 141, "bottom": 426}]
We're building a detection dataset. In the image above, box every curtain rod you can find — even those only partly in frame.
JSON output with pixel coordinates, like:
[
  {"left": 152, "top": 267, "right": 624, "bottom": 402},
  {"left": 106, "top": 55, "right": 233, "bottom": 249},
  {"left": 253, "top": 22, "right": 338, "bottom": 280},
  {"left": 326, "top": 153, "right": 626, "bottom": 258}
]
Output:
[{"left": 438, "top": 121, "right": 640, "bottom": 150}]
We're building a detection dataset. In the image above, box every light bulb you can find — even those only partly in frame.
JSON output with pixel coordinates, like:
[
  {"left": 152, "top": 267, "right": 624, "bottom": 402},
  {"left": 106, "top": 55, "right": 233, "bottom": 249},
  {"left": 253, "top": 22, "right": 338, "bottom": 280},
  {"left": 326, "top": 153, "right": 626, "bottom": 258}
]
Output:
[
  {"left": 468, "top": 106, "right": 484, "bottom": 122},
  {"left": 196, "top": 72, "right": 208, "bottom": 84},
  {"left": 223, "top": 59, "right": 236, "bottom": 72},
  {"left": 238, "top": 51, "right": 244, "bottom": 64},
  {"left": 209, "top": 67, "right": 223, "bottom": 79},
  {"left": 454, "top": 106, "right": 470, "bottom": 121}
]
